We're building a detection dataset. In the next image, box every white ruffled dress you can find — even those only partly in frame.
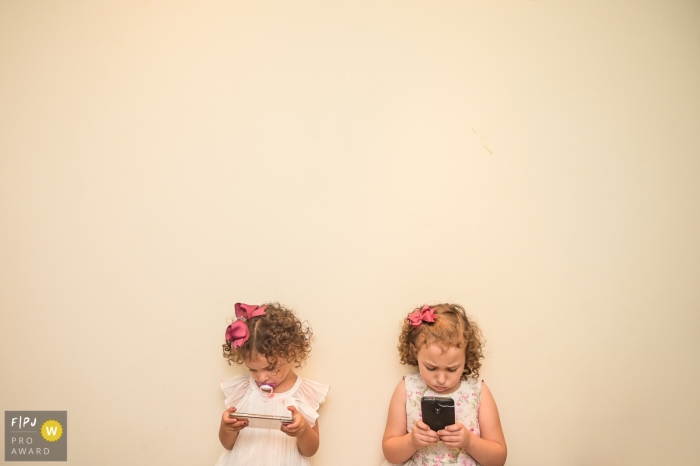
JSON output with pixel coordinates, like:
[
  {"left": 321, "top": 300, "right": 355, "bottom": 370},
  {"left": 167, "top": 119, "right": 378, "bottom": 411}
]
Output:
[{"left": 214, "top": 374, "right": 329, "bottom": 466}]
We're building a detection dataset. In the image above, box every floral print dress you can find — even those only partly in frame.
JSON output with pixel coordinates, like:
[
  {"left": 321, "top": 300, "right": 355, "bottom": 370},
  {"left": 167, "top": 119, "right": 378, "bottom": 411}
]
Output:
[{"left": 383, "top": 373, "right": 482, "bottom": 466}]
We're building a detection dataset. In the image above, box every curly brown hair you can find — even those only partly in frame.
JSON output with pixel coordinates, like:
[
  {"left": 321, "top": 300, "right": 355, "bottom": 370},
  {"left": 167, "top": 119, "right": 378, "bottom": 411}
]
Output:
[
  {"left": 222, "top": 303, "right": 313, "bottom": 368},
  {"left": 398, "top": 303, "right": 485, "bottom": 380}
]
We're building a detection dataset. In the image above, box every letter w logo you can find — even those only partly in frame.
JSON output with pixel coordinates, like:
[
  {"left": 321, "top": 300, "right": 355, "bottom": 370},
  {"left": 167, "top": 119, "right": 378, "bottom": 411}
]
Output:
[{"left": 46, "top": 426, "right": 57, "bottom": 435}]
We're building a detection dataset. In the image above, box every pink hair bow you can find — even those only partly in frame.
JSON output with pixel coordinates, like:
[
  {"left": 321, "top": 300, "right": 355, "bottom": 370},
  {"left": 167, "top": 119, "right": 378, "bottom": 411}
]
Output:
[
  {"left": 225, "top": 303, "right": 268, "bottom": 348},
  {"left": 407, "top": 305, "right": 436, "bottom": 328}
]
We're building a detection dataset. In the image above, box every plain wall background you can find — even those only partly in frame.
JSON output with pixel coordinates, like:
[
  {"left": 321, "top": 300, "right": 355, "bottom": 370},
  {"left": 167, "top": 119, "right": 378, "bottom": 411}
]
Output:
[{"left": 1, "top": 1, "right": 699, "bottom": 464}]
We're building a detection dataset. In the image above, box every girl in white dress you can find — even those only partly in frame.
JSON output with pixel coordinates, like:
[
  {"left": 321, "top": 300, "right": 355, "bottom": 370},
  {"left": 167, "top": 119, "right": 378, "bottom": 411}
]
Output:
[
  {"left": 381, "top": 304, "right": 507, "bottom": 466},
  {"left": 215, "top": 303, "right": 329, "bottom": 466}
]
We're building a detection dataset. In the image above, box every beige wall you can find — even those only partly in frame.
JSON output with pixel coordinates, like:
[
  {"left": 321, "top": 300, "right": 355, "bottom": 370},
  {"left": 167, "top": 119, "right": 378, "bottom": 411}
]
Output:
[{"left": 1, "top": 1, "right": 699, "bottom": 464}]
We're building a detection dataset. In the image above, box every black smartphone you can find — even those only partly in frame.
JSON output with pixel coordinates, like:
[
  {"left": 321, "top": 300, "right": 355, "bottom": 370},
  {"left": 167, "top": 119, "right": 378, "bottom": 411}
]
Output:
[{"left": 421, "top": 396, "right": 455, "bottom": 432}]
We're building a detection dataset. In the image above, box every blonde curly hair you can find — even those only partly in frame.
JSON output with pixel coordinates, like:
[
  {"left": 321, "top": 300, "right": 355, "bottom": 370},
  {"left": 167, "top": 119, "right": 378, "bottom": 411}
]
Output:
[
  {"left": 398, "top": 303, "right": 485, "bottom": 379},
  {"left": 222, "top": 302, "right": 313, "bottom": 368}
]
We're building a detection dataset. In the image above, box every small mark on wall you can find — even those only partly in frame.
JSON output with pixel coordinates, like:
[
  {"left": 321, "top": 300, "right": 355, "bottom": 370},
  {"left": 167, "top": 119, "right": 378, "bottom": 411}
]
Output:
[{"left": 471, "top": 128, "right": 494, "bottom": 155}]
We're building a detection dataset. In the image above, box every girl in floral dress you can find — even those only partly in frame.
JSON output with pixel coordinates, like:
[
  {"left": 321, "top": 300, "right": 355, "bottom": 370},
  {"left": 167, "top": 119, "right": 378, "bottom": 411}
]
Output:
[{"left": 382, "top": 304, "right": 507, "bottom": 466}]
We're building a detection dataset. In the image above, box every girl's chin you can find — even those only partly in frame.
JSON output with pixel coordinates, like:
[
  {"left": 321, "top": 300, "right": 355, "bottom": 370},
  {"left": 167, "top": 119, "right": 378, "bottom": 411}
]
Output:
[{"left": 430, "top": 384, "right": 457, "bottom": 393}]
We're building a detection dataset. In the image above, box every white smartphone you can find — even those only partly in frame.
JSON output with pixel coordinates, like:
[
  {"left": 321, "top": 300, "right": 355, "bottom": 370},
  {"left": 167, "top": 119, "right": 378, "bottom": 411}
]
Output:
[{"left": 228, "top": 412, "right": 294, "bottom": 430}]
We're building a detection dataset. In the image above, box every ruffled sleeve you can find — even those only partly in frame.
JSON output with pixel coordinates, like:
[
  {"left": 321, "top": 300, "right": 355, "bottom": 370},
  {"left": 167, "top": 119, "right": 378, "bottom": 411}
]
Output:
[
  {"left": 220, "top": 374, "right": 252, "bottom": 409},
  {"left": 292, "top": 378, "right": 329, "bottom": 427}
]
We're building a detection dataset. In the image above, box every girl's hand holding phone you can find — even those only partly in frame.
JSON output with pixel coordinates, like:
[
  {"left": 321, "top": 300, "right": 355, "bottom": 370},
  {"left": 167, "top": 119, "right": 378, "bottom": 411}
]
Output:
[
  {"left": 438, "top": 422, "right": 472, "bottom": 450},
  {"left": 411, "top": 419, "right": 439, "bottom": 448},
  {"left": 281, "top": 406, "right": 308, "bottom": 438},
  {"left": 221, "top": 407, "right": 248, "bottom": 432}
]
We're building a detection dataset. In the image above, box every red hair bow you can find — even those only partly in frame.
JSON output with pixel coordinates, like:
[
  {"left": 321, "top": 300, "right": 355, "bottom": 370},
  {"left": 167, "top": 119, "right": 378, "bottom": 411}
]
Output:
[
  {"left": 225, "top": 303, "right": 268, "bottom": 348},
  {"left": 407, "top": 305, "right": 436, "bottom": 328}
]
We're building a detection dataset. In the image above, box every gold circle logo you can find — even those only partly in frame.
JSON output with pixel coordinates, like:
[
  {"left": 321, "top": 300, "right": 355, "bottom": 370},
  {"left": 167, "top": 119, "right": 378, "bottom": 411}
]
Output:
[{"left": 41, "top": 420, "right": 63, "bottom": 442}]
